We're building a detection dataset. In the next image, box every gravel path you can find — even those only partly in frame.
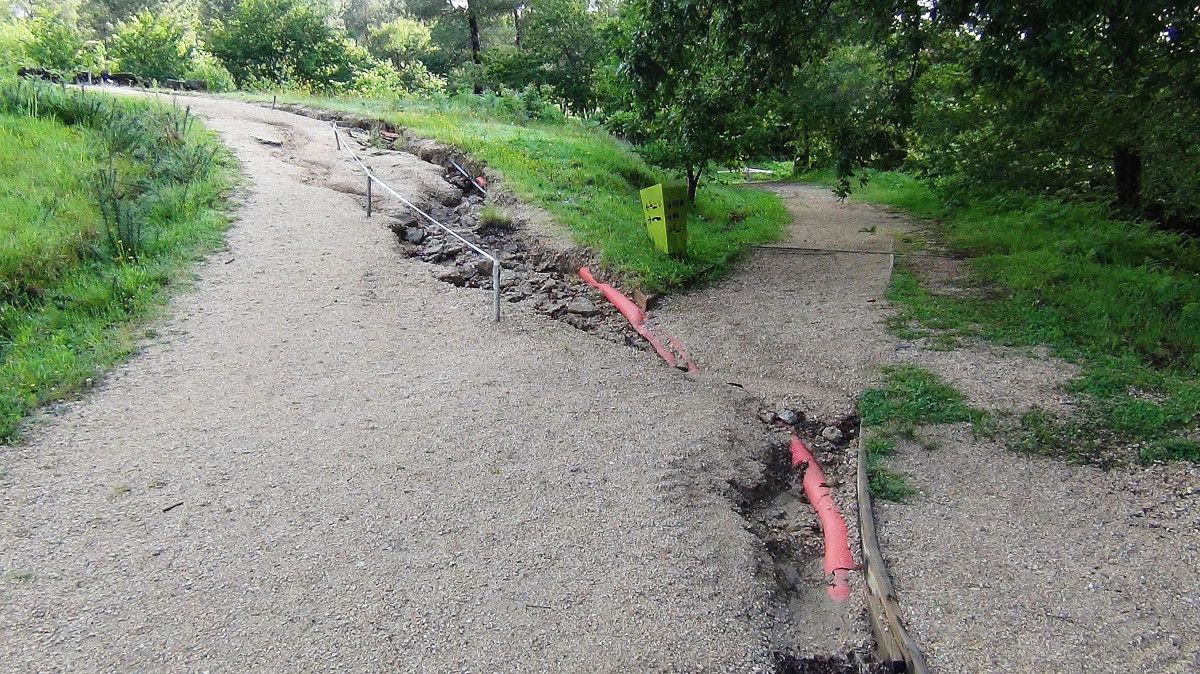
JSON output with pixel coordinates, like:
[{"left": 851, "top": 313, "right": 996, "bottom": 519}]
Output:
[
  {"left": 877, "top": 428, "right": 1200, "bottom": 673},
  {"left": 659, "top": 181, "right": 1200, "bottom": 673},
  {"left": 655, "top": 183, "right": 904, "bottom": 419},
  {"left": 0, "top": 95, "right": 798, "bottom": 672}
]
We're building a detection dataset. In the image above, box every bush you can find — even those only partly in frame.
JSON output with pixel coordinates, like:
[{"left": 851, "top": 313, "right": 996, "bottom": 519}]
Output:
[
  {"left": 184, "top": 51, "right": 235, "bottom": 92},
  {"left": 109, "top": 10, "right": 195, "bottom": 84},
  {"left": 25, "top": 10, "right": 87, "bottom": 74},
  {"left": 210, "top": 0, "right": 370, "bottom": 89},
  {"left": 348, "top": 59, "right": 445, "bottom": 98},
  {"left": 0, "top": 20, "right": 32, "bottom": 74},
  {"left": 366, "top": 18, "right": 437, "bottom": 68}
]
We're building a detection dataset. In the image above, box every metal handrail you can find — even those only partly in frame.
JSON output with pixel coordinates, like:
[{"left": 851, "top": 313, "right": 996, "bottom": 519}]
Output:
[
  {"left": 449, "top": 158, "right": 488, "bottom": 196},
  {"left": 331, "top": 122, "right": 501, "bottom": 322}
]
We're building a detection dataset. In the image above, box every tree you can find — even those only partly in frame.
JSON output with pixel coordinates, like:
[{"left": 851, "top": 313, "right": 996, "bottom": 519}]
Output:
[
  {"left": 928, "top": 1, "right": 1200, "bottom": 220},
  {"left": 109, "top": 9, "right": 195, "bottom": 83},
  {"left": 209, "top": 0, "right": 370, "bottom": 87},
  {"left": 366, "top": 16, "right": 437, "bottom": 68},
  {"left": 617, "top": 0, "right": 834, "bottom": 201},
  {"left": 521, "top": 0, "right": 602, "bottom": 115},
  {"left": 408, "top": 0, "right": 514, "bottom": 90},
  {"left": 25, "top": 8, "right": 89, "bottom": 73}
]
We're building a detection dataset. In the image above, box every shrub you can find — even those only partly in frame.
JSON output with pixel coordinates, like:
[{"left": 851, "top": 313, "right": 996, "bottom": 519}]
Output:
[
  {"left": 184, "top": 51, "right": 235, "bottom": 92},
  {"left": 366, "top": 17, "right": 436, "bottom": 68},
  {"left": 0, "top": 20, "right": 32, "bottom": 74},
  {"left": 348, "top": 59, "right": 445, "bottom": 99},
  {"left": 109, "top": 10, "right": 195, "bottom": 84},
  {"left": 210, "top": 0, "right": 370, "bottom": 89},
  {"left": 25, "top": 10, "right": 87, "bottom": 74}
]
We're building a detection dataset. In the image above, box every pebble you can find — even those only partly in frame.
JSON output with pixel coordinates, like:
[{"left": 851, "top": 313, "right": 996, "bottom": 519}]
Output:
[{"left": 820, "top": 426, "right": 844, "bottom": 443}]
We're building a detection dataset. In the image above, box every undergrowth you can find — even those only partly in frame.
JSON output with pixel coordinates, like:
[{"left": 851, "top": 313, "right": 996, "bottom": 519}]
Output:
[
  {"left": 809, "top": 167, "right": 1200, "bottom": 465},
  {"left": 862, "top": 434, "right": 917, "bottom": 502},
  {"left": 239, "top": 91, "right": 788, "bottom": 292},
  {"left": 0, "top": 79, "right": 233, "bottom": 441}
]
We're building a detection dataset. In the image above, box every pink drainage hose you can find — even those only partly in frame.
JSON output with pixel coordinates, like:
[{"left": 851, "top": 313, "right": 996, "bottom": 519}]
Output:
[
  {"left": 578, "top": 268, "right": 851, "bottom": 600},
  {"left": 790, "top": 436, "right": 855, "bottom": 602},
  {"left": 578, "top": 267, "right": 697, "bottom": 373}
]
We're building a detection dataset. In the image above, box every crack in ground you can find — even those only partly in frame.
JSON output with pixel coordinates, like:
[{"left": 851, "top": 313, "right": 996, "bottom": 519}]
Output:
[{"left": 730, "top": 408, "right": 880, "bottom": 673}]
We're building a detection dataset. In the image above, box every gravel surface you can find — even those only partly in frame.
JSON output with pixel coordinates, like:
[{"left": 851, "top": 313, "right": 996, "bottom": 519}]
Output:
[
  {"left": 877, "top": 428, "right": 1200, "bottom": 673},
  {"left": 0, "top": 95, "right": 805, "bottom": 672},
  {"left": 655, "top": 183, "right": 902, "bottom": 419},
  {"left": 660, "top": 181, "right": 1200, "bottom": 674}
]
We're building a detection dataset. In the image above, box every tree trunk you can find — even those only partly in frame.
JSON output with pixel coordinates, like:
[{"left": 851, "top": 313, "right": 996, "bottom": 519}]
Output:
[
  {"left": 686, "top": 166, "right": 699, "bottom": 203},
  {"left": 513, "top": 6, "right": 521, "bottom": 46},
  {"left": 1114, "top": 145, "right": 1142, "bottom": 211},
  {"left": 468, "top": 1, "right": 483, "bottom": 94}
]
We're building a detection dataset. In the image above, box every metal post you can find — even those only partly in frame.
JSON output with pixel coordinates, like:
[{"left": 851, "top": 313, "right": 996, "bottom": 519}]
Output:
[
  {"left": 492, "top": 257, "right": 501, "bottom": 322},
  {"left": 366, "top": 176, "right": 372, "bottom": 217},
  {"left": 335, "top": 127, "right": 340, "bottom": 151}
]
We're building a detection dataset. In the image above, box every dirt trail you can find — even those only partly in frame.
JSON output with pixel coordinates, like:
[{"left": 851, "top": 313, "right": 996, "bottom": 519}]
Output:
[
  {"left": 0, "top": 95, "right": 810, "bottom": 672},
  {"left": 655, "top": 183, "right": 905, "bottom": 420},
  {"left": 659, "top": 182, "right": 1200, "bottom": 674}
]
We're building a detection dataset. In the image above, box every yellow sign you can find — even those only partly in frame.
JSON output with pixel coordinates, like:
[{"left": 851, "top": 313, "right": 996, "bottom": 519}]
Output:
[{"left": 640, "top": 182, "right": 688, "bottom": 256}]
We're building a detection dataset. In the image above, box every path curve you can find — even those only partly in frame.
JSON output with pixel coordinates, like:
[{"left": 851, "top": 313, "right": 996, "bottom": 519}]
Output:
[{"left": 1, "top": 95, "right": 795, "bottom": 672}]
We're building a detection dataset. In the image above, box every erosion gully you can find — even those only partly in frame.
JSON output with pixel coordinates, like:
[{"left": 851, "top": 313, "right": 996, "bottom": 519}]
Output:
[{"left": 329, "top": 114, "right": 884, "bottom": 674}]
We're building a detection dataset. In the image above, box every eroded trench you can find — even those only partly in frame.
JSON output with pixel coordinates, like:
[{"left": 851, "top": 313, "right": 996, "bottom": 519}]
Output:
[
  {"left": 735, "top": 409, "right": 883, "bottom": 674},
  {"left": 320, "top": 111, "right": 883, "bottom": 673}
]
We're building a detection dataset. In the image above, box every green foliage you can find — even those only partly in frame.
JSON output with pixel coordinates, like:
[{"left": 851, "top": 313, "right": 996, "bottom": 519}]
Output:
[
  {"left": 520, "top": 0, "right": 603, "bottom": 116},
  {"left": 245, "top": 91, "right": 786, "bottom": 290},
  {"left": 109, "top": 10, "right": 195, "bottom": 83},
  {"left": 210, "top": 0, "right": 371, "bottom": 89},
  {"left": 366, "top": 17, "right": 438, "bottom": 68},
  {"left": 863, "top": 435, "right": 917, "bottom": 502},
  {"left": 184, "top": 51, "right": 236, "bottom": 92},
  {"left": 0, "top": 80, "right": 232, "bottom": 441},
  {"left": 860, "top": 365, "right": 982, "bottom": 428},
  {"left": 0, "top": 20, "right": 33, "bottom": 74},
  {"left": 25, "top": 10, "right": 88, "bottom": 74},
  {"left": 350, "top": 59, "right": 446, "bottom": 98}
]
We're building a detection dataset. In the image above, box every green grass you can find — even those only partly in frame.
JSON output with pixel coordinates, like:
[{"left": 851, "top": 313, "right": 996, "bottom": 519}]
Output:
[
  {"left": 797, "top": 168, "right": 944, "bottom": 220},
  {"left": 242, "top": 92, "right": 787, "bottom": 292},
  {"left": 808, "top": 167, "right": 1200, "bottom": 465},
  {"left": 0, "top": 80, "right": 233, "bottom": 441},
  {"left": 862, "top": 434, "right": 917, "bottom": 502},
  {"left": 860, "top": 365, "right": 984, "bottom": 429}
]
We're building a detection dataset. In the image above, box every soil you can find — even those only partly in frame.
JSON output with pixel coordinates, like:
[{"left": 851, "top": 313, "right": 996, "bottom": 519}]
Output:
[{"left": 0, "top": 93, "right": 787, "bottom": 672}]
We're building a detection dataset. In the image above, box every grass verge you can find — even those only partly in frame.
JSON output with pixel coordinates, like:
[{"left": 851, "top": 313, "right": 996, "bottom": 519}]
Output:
[
  {"left": 0, "top": 79, "right": 233, "bottom": 441},
  {"left": 862, "top": 435, "right": 917, "bottom": 502},
  {"left": 808, "top": 167, "right": 1200, "bottom": 465},
  {"left": 239, "top": 92, "right": 788, "bottom": 292},
  {"left": 858, "top": 365, "right": 984, "bottom": 501}
]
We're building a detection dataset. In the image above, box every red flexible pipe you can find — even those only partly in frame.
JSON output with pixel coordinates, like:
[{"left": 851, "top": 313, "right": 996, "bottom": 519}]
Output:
[
  {"left": 578, "top": 267, "right": 697, "bottom": 372},
  {"left": 789, "top": 436, "right": 854, "bottom": 602}
]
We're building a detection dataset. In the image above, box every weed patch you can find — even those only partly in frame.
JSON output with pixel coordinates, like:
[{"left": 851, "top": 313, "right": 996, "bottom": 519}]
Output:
[
  {"left": 0, "top": 79, "right": 233, "bottom": 441},
  {"left": 859, "top": 365, "right": 983, "bottom": 428},
  {"left": 862, "top": 434, "right": 916, "bottom": 502}
]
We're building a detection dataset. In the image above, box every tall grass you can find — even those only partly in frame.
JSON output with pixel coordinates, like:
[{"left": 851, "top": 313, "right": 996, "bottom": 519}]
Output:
[
  {"left": 242, "top": 92, "right": 788, "bottom": 292},
  {"left": 809, "top": 168, "right": 1200, "bottom": 463},
  {"left": 0, "top": 79, "right": 233, "bottom": 441}
]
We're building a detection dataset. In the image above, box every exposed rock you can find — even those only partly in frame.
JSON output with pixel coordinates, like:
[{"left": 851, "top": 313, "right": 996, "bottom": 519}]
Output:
[
  {"left": 403, "top": 227, "right": 426, "bottom": 244},
  {"left": 436, "top": 268, "right": 467, "bottom": 285},
  {"left": 566, "top": 298, "right": 599, "bottom": 317},
  {"left": 821, "top": 426, "right": 844, "bottom": 443},
  {"left": 777, "top": 409, "right": 802, "bottom": 426}
]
